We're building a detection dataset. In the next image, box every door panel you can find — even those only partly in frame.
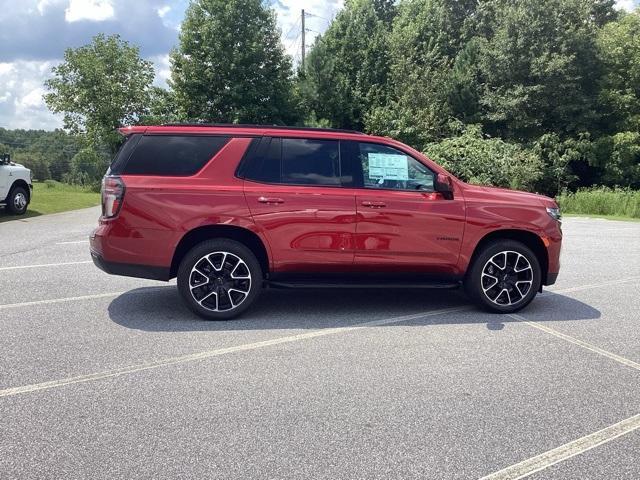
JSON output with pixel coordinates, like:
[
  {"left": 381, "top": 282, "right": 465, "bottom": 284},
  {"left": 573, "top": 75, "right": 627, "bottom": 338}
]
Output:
[
  {"left": 240, "top": 136, "right": 357, "bottom": 273},
  {"left": 244, "top": 182, "right": 357, "bottom": 272},
  {"left": 355, "top": 190, "right": 465, "bottom": 274},
  {"left": 349, "top": 140, "right": 466, "bottom": 275}
]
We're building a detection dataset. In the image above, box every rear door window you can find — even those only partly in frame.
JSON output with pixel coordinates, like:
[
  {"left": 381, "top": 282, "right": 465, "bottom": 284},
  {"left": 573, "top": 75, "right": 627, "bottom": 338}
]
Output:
[
  {"left": 281, "top": 138, "right": 341, "bottom": 186},
  {"left": 122, "top": 135, "right": 230, "bottom": 176},
  {"left": 241, "top": 137, "right": 346, "bottom": 187}
]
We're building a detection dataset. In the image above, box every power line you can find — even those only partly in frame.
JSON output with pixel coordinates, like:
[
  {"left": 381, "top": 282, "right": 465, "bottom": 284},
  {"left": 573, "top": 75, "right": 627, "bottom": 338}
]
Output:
[{"left": 282, "top": 16, "right": 301, "bottom": 41}]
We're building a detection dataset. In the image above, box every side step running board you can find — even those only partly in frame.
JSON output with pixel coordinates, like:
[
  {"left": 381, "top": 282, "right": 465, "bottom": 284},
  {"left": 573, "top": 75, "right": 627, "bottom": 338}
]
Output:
[{"left": 267, "top": 281, "right": 461, "bottom": 290}]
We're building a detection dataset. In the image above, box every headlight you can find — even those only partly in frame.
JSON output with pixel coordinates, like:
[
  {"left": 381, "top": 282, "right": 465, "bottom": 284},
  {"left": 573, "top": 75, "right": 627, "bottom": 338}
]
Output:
[{"left": 546, "top": 207, "right": 561, "bottom": 221}]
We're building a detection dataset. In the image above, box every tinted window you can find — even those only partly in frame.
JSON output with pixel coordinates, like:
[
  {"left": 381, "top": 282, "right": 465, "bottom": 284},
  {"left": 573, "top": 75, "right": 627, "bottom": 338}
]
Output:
[
  {"left": 242, "top": 137, "right": 281, "bottom": 183},
  {"left": 282, "top": 138, "right": 340, "bottom": 186},
  {"left": 109, "top": 134, "right": 141, "bottom": 174},
  {"left": 122, "top": 135, "right": 230, "bottom": 176},
  {"left": 241, "top": 137, "right": 344, "bottom": 186},
  {"left": 357, "top": 142, "right": 434, "bottom": 192}
]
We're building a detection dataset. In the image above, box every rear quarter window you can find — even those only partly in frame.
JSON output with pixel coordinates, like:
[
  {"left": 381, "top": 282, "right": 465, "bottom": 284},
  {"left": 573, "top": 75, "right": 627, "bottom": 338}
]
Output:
[
  {"left": 109, "top": 134, "right": 141, "bottom": 175},
  {"left": 121, "top": 135, "right": 230, "bottom": 176}
]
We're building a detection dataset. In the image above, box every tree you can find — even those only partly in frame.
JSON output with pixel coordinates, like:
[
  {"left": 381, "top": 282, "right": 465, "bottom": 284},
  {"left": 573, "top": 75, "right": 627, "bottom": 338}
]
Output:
[
  {"left": 475, "top": 0, "right": 603, "bottom": 141},
  {"left": 170, "top": 0, "right": 297, "bottom": 124},
  {"left": 139, "top": 87, "right": 182, "bottom": 125},
  {"left": 597, "top": 9, "right": 640, "bottom": 132},
  {"left": 64, "top": 148, "right": 104, "bottom": 186},
  {"left": 44, "top": 34, "right": 154, "bottom": 153},
  {"left": 366, "top": 0, "right": 479, "bottom": 148},
  {"left": 300, "top": 0, "right": 395, "bottom": 130}
]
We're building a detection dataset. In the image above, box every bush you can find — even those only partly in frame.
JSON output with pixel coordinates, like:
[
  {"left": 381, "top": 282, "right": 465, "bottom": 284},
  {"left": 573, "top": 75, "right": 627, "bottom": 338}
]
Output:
[
  {"left": 557, "top": 187, "right": 640, "bottom": 218},
  {"left": 65, "top": 147, "right": 107, "bottom": 189},
  {"left": 44, "top": 179, "right": 60, "bottom": 189},
  {"left": 425, "top": 125, "right": 543, "bottom": 191}
]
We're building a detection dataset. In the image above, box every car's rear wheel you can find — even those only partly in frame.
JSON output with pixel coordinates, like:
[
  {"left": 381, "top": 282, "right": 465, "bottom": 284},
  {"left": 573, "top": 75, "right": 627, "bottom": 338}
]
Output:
[
  {"left": 465, "top": 240, "right": 541, "bottom": 313},
  {"left": 177, "top": 239, "right": 263, "bottom": 320},
  {"left": 7, "top": 186, "right": 29, "bottom": 215}
]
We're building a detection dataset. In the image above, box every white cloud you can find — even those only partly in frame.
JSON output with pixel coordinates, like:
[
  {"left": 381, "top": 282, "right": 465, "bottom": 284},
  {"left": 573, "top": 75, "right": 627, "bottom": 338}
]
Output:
[
  {"left": 65, "top": 0, "right": 115, "bottom": 22},
  {"left": 150, "top": 54, "right": 171, "bottom": 87},
  {"left": 0, "top": 60, "right": 63, "bottom": 130},
  {"left": 18, "top": 87, "right": 47, "bottom": 109},
  {"left": 616, "top": 0, "right": 639, "bottom": 11},
  {"left": 157, "top": 5, "right": 171, "bottom": 18},
  {"left": 1, "top": 0, "right": 344, "bottom": 130}
]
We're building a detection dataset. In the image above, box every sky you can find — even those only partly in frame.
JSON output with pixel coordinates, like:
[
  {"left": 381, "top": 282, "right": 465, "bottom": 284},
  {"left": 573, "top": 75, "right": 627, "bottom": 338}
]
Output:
[{"left": 0, "top": 0, "right": 636, "bottom": 131}]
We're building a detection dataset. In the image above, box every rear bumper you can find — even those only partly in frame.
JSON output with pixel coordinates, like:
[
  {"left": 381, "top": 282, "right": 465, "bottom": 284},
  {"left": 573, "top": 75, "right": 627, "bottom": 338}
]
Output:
[{"left": 91, "top": 251, "right": 171, "bottom": 281}]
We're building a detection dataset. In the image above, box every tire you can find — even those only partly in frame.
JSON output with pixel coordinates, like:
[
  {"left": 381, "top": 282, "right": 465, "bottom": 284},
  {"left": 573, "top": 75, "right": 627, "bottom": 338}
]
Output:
[
  {"left": 177, "top": 239, "right": 263, "bottom": 320},
  {"left": 7, "top": 186, "right": 29, "bottom": 215},
  {"left": 464, "top": 240, "right": 542, "bottom": 314}
]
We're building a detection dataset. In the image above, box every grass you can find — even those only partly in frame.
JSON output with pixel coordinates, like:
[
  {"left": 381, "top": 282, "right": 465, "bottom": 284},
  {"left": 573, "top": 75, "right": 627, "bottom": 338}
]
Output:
[
  {"left": 0, "top": 180, "right": 100, "bottom": 223},
  {"left": 556, "top": 187, "right": 640, "bottom": 220}
]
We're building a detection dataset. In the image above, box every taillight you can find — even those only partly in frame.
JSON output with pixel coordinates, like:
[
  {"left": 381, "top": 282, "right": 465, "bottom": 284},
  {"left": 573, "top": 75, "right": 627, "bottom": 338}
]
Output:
[{"left": 101, "top": 176, "right": 125, "bottom": 218}]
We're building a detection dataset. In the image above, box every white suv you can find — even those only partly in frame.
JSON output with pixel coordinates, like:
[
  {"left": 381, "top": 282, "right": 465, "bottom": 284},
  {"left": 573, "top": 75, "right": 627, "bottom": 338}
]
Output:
[{"left": 0, "top": 154, "right": 32, "bottom": 215}]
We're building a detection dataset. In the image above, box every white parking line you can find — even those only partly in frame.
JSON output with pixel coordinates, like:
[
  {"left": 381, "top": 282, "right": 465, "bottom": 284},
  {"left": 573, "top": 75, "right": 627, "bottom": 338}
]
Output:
[
  {"left": 479, "top": 413, "right": 640, "bottom": 480},
  {"left": 547, "top": 276, "right": 640, "bottom": 295},
  {"left": 56, "top": 240, "right": 89, "bottom": 245},
  {"left": 0, "top": 306, "right": 468, "bottom": 398},
  {"left": 0, "top": 292, "right": 126, "bottom": 311},
  {"left": 510, "top": 313, "right": 640, "bottom": 371},
  {"left": 0, "top": 260, "right": 92, "bottom": 271}
]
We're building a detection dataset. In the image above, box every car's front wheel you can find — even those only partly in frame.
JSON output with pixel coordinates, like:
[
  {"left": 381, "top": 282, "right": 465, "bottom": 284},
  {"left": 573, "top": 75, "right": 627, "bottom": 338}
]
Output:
[
  {"left": 465, "top": 240, "right": 542, "bottom": 313},
  {"left": 7, "top": 186, "right": 29, "bottom": 215},
  {"left": 177, "top": 239, "right": 263, "bottom": 320}
]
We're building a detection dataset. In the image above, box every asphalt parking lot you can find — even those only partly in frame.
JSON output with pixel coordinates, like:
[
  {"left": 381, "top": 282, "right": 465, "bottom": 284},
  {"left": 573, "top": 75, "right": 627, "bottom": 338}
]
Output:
[{"left": 0, "top": 207, "right": 638, "bottom": 479}]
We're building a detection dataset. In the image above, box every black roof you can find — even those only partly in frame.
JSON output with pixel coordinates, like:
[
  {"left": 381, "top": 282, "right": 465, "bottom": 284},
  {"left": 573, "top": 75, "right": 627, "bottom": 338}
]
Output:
[{"left": 161, "top": 123, "right": 365, "bottom": 135}]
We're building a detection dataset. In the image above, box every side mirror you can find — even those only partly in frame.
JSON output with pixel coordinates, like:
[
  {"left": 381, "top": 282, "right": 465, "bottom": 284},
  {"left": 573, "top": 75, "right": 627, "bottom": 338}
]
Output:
[
  {"left": 1, "top": 153, "right": 10, "bottom": 165},
  {"left": 435, "top": 173, "right": 454, "bottom": 199}
]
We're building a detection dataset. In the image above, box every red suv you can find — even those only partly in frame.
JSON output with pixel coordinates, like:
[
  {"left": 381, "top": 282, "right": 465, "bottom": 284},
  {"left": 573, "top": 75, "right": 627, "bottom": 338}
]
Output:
[{"left": 90, "top": 124, "right": 562, "bottom": 320}]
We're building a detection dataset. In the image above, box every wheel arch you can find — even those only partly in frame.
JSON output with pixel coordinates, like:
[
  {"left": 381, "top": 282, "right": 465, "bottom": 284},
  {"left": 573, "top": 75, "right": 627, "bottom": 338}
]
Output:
[
  {"left": 170, "top": 225, "right": 270, "bottom": 279},
  {"left": 467, "top": 229, "right": 549, "bottom": 285},
  {"left": 7, "top": 179, "right": 30, "bottom": 201}
]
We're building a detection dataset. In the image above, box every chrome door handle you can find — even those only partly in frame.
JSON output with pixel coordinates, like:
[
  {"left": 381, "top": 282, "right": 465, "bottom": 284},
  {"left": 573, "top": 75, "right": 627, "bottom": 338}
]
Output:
[
  {"left": 258, "top": 196, "right": 285, "bottom": 205},
  {"left": 361, "top": 201, "right": 386, "bottom": 208}
]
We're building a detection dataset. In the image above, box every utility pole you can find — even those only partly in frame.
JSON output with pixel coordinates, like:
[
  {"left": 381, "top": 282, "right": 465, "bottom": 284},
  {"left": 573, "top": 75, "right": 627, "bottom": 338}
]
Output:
[{"left": 301, "top": 9, "right": 306, "bottom": 71}]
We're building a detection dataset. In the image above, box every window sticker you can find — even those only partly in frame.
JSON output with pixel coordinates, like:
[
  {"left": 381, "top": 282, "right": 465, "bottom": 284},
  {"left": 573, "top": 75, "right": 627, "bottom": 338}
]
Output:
[{"left": 368, "top": 153, "right": 409, "bottom": 181}]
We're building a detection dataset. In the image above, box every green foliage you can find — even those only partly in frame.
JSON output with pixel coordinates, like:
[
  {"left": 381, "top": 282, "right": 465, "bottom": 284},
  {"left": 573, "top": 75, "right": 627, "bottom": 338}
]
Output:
[
  {"left": 366, "top": 0, "right": 478, "bottom": 147},
  {"left": 530, "top": 134, "right": 594, "bottom": 196},
  {"left": 474, "top": 0, "right": 603, "bottom": 140},
  {"left": 593, "top": 132, "right": 640, "bottom": 188},
  {"left": 557, "top": 187, "right": 640, "bottom": 218},
  {"left": 299, "top": 0, "right": 636, "bottom": 195},
  {"left": 300, "top": 0, "right": 395, "bottom": 130},
  {"left": 597, "top": 10, "right": 640, "bottom": 132},
  {"left": 44, "top": 34, "right": 154, "bottom": 153},
  {"left": 170, "top": 0, "right": 297, "bottom": 124},
  {"left": 139, "top": 87, "right": 182, "bottom": 125},
  {"left": 425, "top": 125, "right": 543, "bottom": 191},
  {"left": 64, "top": 148, "right": 105, "bottom": 187},
  {"left": 0, "top": 128, "right": 80, "bottom": 181}
]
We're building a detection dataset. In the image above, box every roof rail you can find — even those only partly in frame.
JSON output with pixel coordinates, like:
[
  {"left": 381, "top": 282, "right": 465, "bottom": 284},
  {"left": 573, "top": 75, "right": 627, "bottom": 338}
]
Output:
[{"left": 160, "top": 123, "right": 366, "bottom": 135}]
